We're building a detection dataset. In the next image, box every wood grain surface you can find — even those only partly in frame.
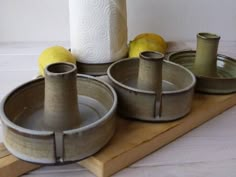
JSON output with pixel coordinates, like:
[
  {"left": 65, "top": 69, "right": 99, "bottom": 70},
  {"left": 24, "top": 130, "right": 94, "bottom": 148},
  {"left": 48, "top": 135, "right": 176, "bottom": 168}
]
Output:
[
  {"left": 79, "top": 93, "right": 236, "bottom": 177},
  {"left": 0, "top": 144, "right": 40, "bottom": 177}
]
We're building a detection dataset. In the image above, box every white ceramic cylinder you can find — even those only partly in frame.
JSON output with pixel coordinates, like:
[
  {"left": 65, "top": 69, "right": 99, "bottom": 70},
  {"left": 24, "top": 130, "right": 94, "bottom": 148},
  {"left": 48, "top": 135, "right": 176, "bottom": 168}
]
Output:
[{"left": 69, "top": 0, "right": 128, "bottom": 64}]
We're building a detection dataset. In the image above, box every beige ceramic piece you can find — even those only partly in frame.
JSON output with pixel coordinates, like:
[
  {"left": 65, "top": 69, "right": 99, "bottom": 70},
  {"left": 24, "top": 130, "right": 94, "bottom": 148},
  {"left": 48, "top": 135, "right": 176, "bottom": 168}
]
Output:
[
  {"left": 107, "top": 52, "right": 196, "bottom": 122},
  {"left": 168, "top": 32, "right": 236, "bottom": 94},
  {"left": 0, "top": 63, "right": 117, "bottom": 164},
  {"left": 44, "top": 63, "right": 80, "bottom": 131},
  {"left": 168, "top": 50, "right": 236, "bottom": 94},
  {"left": 76, "top": 61, "right": 113, "bottom": 76},
  {"left": 194, "top": 33, "right": 220, "bottom": 77},
  {"left": 137, "top": 52, "right": 164, "bottom": 117}
]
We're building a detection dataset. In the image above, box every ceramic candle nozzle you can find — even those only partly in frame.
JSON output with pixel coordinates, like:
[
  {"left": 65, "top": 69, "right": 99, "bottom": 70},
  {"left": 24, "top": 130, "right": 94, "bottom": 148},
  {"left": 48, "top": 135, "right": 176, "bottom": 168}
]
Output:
[
  {"left": 44, "top": 62, "right": 80, "bottom": 131},
  {"left": 193, "top": 32, "right": 220, "bottom": 77},
  {"left": 137, "top": 51, "right": 164, "bottom": 117},
  {"left": 137, "top": 51, "right": 164, "bottom": 92}
]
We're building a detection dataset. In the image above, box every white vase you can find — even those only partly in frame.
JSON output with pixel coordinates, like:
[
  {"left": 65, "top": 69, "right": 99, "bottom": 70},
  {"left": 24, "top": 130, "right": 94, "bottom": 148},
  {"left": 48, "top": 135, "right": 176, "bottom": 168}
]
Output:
[{"left": 69, "top": 0, "right": 128, "bottom": 64}]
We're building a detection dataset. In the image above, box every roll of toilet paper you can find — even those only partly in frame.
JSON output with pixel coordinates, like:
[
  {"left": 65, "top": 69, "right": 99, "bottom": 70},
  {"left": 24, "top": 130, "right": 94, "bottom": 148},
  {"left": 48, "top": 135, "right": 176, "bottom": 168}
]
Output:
[{"left": 69, "top": 0, "right": 128, "bottom": 64}]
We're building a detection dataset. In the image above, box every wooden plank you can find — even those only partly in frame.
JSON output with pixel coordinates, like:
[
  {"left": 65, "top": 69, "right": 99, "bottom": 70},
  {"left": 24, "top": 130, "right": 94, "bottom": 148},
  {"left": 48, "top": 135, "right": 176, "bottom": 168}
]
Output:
[
  {"left": 0, "top": 146, "right": 40, "bottom": 177},
  {"left": 79, "top": 93, "right": 236, "bottom": 177},
  {"left": 0, "top": 144, "right": 10, "bottom": 159}
]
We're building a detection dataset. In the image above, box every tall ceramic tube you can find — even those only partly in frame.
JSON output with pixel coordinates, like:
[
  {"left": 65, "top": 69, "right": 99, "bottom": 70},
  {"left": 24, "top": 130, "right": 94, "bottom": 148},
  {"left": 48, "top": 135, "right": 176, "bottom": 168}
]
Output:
[
  {"left": 137, "top": 51, "right": 164, "bottom": 117},
  {"left": 44, "top": 62, "right": 80, "bottom": 131},
  {"left": 193, "top": 33, "right": 220, "bottom": 77},
  {"left": 137, "top": 51, "right": 164, "bottom": 92},
  {"left": 69, "top": 0, "right": 128, "bottom": 64}
]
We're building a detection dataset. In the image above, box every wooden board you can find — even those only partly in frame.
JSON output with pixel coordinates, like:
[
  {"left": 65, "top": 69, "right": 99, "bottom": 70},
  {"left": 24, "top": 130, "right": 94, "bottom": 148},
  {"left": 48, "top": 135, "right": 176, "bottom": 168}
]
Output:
[
  {"left": 79, "top": 93, "right": 236, "bottom": 177},
  {"left": 0, "top": 93, "right": 235, "bottom": 177},
  {"left": 0, "top": 144, "right": 40, "bottom": 177}
]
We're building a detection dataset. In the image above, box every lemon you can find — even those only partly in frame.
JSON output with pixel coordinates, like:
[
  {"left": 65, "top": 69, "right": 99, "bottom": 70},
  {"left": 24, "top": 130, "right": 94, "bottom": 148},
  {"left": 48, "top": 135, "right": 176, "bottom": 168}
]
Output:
[
  {"left": 134, "top": 33, "right": 168, "bottom": 51},
  {"left": 129, "top": 37, "right": 165, "bottom": 58},
  {"left": 38, "top": 46, "right": 76, "bottom": 76}
]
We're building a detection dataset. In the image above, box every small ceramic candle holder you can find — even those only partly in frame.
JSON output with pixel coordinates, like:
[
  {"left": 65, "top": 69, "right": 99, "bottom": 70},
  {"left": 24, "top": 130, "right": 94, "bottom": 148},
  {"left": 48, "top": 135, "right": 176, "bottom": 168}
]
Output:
[{"left": 193, "top": 32, "right": 220, "bottom": 77}]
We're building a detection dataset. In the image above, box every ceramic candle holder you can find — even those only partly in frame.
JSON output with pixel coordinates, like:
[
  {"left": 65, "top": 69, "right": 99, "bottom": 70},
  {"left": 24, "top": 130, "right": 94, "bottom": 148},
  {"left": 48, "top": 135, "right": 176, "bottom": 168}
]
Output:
[
  {"left": 107, "top": 51, "right": 196, "bottom": 122},
  {"left": 137, "top": 51, "right": 164, "bottom": 117},
  {"left": 193, "top": 32, "right": 220, "bottom": 77},
  {"left": 0, "top": 63, "right": 117, "bottom": 164},
  {"left": 168, "top": 32, "right": 236, "bottom": 94},
  {"left": 44, "top": 63, "right": 80, "bottom": 131}
]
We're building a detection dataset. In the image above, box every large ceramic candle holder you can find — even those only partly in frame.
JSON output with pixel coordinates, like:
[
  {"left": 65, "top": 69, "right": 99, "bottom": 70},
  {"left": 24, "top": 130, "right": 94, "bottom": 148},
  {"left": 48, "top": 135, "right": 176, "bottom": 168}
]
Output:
[
  {"left": 107, "top": 51, "right": 196, "bottom": 122},
  {"left": 168, "top": 32, "right": 236, "bottom": 94},
  {"left": 0, "top": 62, "right": 117, "bottom": 164}
]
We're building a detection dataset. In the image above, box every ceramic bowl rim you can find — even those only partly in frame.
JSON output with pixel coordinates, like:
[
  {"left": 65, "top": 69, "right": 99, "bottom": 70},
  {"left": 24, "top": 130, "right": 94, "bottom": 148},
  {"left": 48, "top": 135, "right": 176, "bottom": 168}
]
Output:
[
  {"left": 107, "top": 57, "right": 196, "bottom": 95},
  {"left": 0, "top": 74, "right": 117, "bottom": 135}
]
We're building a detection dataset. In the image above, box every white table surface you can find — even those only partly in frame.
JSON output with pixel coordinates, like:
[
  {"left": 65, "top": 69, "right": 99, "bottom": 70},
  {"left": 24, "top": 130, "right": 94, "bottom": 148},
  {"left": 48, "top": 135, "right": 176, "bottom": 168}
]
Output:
[{"left": 0, "top": 41, "right": 235, "bottom": 177}]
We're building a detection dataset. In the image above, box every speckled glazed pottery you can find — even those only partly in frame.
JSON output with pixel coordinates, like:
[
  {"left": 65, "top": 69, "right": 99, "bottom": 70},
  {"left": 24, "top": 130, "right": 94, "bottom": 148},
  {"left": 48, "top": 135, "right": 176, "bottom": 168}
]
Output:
[
  {"left": 108, "top": 51, "right": 196, "bottom": 122},
  {"left": 168, "top": 33, "right": 236, "bottom": 94},
  {"left": 193, "top": 33, "right": 220, "bottom": 77},
  {"left": 0, "top": 62, "right": 117, "bottom": 164}
]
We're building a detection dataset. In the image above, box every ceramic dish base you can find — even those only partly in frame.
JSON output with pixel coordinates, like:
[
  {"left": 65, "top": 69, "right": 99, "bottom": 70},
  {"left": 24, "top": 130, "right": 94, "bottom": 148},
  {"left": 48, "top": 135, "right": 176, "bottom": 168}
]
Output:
[{"left": 76, "top": 61, "right": 114, "bottom": 76}]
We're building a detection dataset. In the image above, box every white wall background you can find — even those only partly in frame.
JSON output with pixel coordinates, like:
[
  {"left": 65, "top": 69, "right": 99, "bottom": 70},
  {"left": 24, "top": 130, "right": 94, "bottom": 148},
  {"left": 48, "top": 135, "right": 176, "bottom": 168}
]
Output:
[{"left": 1, "top": 0, "right": 236, "bottom": 42}]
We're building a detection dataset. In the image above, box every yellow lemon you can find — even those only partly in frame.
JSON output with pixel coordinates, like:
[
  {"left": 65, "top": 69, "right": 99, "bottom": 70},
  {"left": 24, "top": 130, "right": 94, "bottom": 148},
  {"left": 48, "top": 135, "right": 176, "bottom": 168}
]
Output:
[
  {"left": 129, "top": 37, "right": 165, "bottom": 58},
  {"left": 38, "top": 46, "right": 76, "bottom": 76},
  {"left": 134, "top": 33, "right": 168, "bottom": 51}
]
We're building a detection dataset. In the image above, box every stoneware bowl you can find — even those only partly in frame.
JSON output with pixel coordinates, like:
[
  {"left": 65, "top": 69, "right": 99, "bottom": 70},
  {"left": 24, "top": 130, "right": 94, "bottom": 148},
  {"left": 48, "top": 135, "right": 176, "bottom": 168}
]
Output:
[
  {"left": 0, "top": 63, "right": 117, "bottom": 164},
  {"left": 168, "top": 33, "right": 236, "bottom": 94},
  {"left": 107, "top": 52, "right": 196, "bottom": 122},
  {"left": 168, "top": 50, "right": 236, "bottom": 94}
]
